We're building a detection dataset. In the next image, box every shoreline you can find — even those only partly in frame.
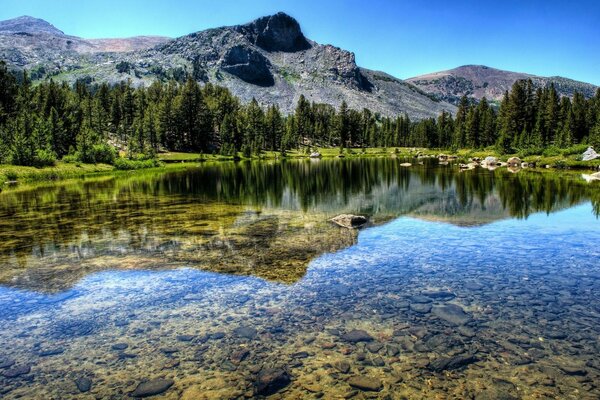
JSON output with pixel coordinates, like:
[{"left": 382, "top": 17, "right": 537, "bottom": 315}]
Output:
[{"left": 1, "top": 147, "right": 599, "bottom": 191}]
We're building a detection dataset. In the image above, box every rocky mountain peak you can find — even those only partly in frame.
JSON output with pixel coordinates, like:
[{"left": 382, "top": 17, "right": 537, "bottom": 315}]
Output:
[
  {"left": 0, "top": 15, "right": 64, "bottom": 36},
  {"left": 237, "top": 12, "right": 310, "bottom": 52}
]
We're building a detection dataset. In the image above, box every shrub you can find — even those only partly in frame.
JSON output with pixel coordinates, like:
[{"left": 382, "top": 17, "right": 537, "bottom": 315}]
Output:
[
  {"left": 90, "top": 144, "right": 117, "bottom": 164},
  {"left": 5, "top": 171, "right": 17, "bottom": 181},
  {"left": 560, "top": 144, "right": 588, "bottom": 157},
  {"left": 542, "top": 146, "right": 561, "bottom": 157},
  {"left": 32, "top": 149, "right": 57, "bottom": 167},
  {"left": 62, "top": 154, "right": 78, "bottom": 163}
]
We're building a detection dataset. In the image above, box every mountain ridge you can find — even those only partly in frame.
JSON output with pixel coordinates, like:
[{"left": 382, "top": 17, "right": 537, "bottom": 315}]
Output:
[
  {"left": 407, "top": 64, "right": 598, "bottom": 105},
  {"left": 1, "top": 13, "right": 597, "bottom": 118}
]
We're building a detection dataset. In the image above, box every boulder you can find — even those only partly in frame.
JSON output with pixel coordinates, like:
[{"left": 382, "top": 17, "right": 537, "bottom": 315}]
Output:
[
  {"left": 400, "top": 162, "right": 412, "bottom": 167},
  {"left": 506, "top": 157, "right": 522, "bottom": 168},
  {"left": 309, "top": 152, "right": 321, "bottom": 158},
  {"left": 582, "top": 147, "right": 599, "bottom": 161},
  {"left": 482, "top": 156, "right": 498, "bottom": 166},
  {"left": 331, "top": 214, "right": 367, "bottom": 229}
]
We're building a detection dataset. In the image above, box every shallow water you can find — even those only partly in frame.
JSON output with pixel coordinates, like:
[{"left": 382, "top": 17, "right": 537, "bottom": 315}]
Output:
[{"left": 0, "top": 159, "right": 599, "bottom": 399}]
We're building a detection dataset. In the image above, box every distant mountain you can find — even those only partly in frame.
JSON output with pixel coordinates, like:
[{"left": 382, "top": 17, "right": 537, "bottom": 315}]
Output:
[
  {"left": 407, "top": 65, "right": 599, "bottom": 105},
  {"left": 0, "top": 13, "right": 455, "bottom": 119},
  {"left": 0, "top": 15, "right": 65, "bottom": 35}
]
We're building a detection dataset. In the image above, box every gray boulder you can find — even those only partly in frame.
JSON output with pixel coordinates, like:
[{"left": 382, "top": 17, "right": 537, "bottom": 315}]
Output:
[{"left": 582, "top": 147, "right": 599, "bottom": 161}]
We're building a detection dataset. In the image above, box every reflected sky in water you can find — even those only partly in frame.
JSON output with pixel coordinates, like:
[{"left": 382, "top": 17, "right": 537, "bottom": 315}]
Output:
[{"left": 0, "top": 160, "right": 599, "bottom": 399}]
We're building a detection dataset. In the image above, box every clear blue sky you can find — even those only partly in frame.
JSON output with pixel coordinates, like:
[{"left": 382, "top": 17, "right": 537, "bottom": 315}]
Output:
[{"left": 1, "top": 0, "right": 599, "bottom": 85}]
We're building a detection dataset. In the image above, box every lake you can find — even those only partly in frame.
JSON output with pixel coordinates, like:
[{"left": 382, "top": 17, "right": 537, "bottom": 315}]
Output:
[{"left": 0, "top": 158, "right": 599, "bottom": 399}]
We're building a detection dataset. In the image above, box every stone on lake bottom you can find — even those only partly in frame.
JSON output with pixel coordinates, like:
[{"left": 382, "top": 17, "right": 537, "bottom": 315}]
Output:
[
  {"left": 432, "top": 304, "right": 471, "bottom": 325},
  {"left": 348, "top": 375, "right": 382, "bottom": 391},
  {"left": 233, "top": 326, "right": 257, "bottom": 339},
  {"left": 131, "top": 378, "right": 174, "bottom": 398},
  {"left": 255, "top": 368, "right": 291, "bottom": 396},
  {"left": 75, "top": 377, "right": 92, "bottom": 393},
  {"left": 341, "top": 329, "right": 374, "bottom": 343}
]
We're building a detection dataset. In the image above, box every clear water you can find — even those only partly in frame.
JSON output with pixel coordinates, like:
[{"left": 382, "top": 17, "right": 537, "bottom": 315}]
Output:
[{"left": 0, "top": 159, "right": 599, "bottom": 399}]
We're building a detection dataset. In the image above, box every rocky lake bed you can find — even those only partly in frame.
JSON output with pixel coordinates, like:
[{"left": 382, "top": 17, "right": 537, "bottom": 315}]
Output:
[{"left": 0, "top": 158, "right": 599, "bottom": 399}]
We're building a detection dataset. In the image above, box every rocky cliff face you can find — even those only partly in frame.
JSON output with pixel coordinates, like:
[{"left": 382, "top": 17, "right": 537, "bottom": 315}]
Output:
[
  {"left": 407, "top": 65, "right": 598, "bottom": 105},
  {"left": 0, "top": 12, "right": 455, "bottom": 119}
]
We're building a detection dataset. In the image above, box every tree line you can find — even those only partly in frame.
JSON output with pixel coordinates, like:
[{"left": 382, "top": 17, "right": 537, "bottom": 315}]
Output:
[{"left": 1, "top": 60, "right": 600, "bottom": 167}]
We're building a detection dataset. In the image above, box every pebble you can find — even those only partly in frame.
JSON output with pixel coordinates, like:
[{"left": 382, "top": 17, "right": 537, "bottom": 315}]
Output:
[
  {"left": 347, "top": 376, "right": 382, "bottom": 391},
  {"left": 131, "top": 378, "right": 174, "bottom": 398}
]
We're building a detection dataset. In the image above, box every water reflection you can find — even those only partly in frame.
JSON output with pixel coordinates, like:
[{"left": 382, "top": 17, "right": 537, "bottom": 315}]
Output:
[
  {"left": 0, "top": 159, "right": 599, "bottom": 399},
  {"left": 0, "top": 159, "right": 599, "bottom": 292}
]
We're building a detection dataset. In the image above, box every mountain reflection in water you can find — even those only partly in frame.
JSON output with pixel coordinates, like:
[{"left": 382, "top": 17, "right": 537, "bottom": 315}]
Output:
[
  {"left": 0, "top": 159, "right": 598, "bottom": 292},
  {"left": 0, "top": 159, "right": 599, "bottom": 399}
]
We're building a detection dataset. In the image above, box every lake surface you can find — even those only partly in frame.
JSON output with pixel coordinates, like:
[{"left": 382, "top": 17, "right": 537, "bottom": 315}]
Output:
[{"left": 0, "top": 158, "right": 599, "bottom": 399}]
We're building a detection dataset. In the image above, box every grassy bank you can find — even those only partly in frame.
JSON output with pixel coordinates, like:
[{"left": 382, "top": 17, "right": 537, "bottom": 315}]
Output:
[
  {"left": 2, "top": 146, "right": 599, "bottom": 190},
  {"left": 0, "top": 160, "right": 200, "bottom": 191},
  {"left": 159, "top": 146, "right": 600, "bottom": 169}
]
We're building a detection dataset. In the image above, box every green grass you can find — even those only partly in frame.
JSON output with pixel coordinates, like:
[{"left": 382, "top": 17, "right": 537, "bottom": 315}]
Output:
[
  {"left": 3, "top": 146, "right": 598, "bottom": 191},
  {"left": 0, "top": 160, "right": 200, "bottom": 191}
]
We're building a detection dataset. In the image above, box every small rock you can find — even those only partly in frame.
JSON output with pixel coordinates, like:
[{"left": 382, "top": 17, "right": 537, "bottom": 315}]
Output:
[
  {"left": 39, "top": 348, "right": 64, "bottom": 357},
  {"left": 432, "top": 304, "right": 471, "bottom": 326},
  {"left": 176, "top": 334, "right": 195, "bottom": 342},
  {"left": 234, "top": 326, "right": 257, "bottom": 339},
  {"left": 111, "top": 343, "right": 129, "bottom": 351},
  {"left": 131, "top": 378, "right": 174, "bottom": 398},
  {"left": 2, "top": 365, "right": 31, "bottom": 378},
  {"left": 410, "top": 303, "right": 432, "bottom": 314},
  {"left": 255, "top": 368, "right": 291, "bottom": 396},
  {"left": 231, "top": 349, "right": 250, "bottom": 364},
  {"left": 341, "top": 330, "right": 374, "bottom": 343},
  {"left": 366, "top": 342, "right": 383, "bottom": 353},
  {"left": 334, "top": 360, "right": 351, "bottom": 373},
  {"left": 428, "top": 354, "right": 477, "bottom": 372},
  {"left": 0, "top": 359, "right": 16, "bottom": 369},
  {"left": 347, "top": 376, "right": 382, "bottom": 391},
  {"left": 75, "top": 377, "right": 92, "bottom": 393}
]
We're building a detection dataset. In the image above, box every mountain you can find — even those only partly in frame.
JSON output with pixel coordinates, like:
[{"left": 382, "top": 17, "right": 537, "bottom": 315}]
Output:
[
  {"left": 407, "top": 65, "right": 599, "bottom": 105},
  {"left": 0, "top": 13, "right": 455, "bottom": 119},
  {"left": 0, "top": 15, "right": 65, "bottom": 35}
]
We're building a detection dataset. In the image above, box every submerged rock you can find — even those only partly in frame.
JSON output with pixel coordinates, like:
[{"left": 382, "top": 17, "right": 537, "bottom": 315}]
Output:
[
  {"left": 75, "top": 377, "right": 92, "bottom": 393},
  {"left": 432, "top": 304, "right": 471, "bottom": 326},
  {"left": 331, "top": 214, "right": 368, "bottom": 229},
  {"left": 2, "top": 365, "right": 31, "bottom": 378},
  {"left": 348, "top": 375, "right": 382, "bottom": 391},
  {"left": 341, "top": 329, "right": 374, "bottom": 343},
  {"left": 131, "top": 378, "right": 174, "bottom": 398},
  {"left": 428, "top": 354, "right": 477, "bottom": 372},
  {"left": 255, "top": 368, "right": 291, "bottom": 396},
  {"left": 233, "top": 326, "right": 257, "bottom": 339}
]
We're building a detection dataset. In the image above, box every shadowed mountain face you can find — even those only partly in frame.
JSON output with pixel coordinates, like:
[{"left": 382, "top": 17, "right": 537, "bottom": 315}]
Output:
[
  {"left": 0, "top": 12, "right": 454, "bottom": 118},
  {"left": 407, "top": 65, "right": 599, "bottom": 105},
  {"left": 0, "top": 159, "right": 597, "bottom": 293}
]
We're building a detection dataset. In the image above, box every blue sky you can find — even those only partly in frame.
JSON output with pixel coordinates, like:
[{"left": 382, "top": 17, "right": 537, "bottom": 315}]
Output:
[{"left": 1, "top": 0, "right": 599, "bottom": 85}]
